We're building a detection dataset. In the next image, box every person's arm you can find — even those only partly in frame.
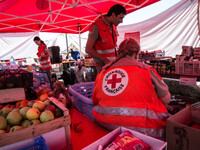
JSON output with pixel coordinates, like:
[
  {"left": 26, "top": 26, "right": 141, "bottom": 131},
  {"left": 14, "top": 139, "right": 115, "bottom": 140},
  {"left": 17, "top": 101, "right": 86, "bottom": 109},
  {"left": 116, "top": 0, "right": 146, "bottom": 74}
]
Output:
[
  {"left": 150, "top": 68, "right": 171, "bottom": 105},
  {"left": 85, "top": 25, "right": 110, "bottom": 64}
]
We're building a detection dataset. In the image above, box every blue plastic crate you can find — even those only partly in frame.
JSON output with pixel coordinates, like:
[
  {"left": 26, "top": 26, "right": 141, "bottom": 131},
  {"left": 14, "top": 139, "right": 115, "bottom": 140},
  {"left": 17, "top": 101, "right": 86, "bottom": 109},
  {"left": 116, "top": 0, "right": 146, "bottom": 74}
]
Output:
[
  {"left": 69, "top": 82, "right": 94, "bottom": 120},
  {"left": 17, "top": 136, "right": 49, "bottom": 150}
]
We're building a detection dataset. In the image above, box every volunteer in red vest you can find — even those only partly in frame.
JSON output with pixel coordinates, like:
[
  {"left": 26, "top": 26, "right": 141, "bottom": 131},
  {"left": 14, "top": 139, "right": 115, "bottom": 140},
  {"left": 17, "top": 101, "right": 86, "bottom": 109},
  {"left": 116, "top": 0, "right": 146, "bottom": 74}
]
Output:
[
  {"left": 92, "top": 38, "right": 171, "bottom": 139},
  {"left": 34, "top": 36, "right": 52, "bottom": 81},
  {"left": 86, "top": 4, "right": 127, "bottom": 73}
]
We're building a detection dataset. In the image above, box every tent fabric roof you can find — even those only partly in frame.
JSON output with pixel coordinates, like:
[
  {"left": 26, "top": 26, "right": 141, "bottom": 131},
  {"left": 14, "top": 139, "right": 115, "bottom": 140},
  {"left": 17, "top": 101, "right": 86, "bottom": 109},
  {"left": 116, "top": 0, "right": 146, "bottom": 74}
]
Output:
[{"left": 0, "top": 0, "right": 160, "bottom": 33}]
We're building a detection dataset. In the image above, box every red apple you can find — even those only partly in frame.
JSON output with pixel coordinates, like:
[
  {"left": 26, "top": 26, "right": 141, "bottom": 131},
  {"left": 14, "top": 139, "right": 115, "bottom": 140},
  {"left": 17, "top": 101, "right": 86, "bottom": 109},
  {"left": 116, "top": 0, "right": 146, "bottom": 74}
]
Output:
[
  {"left": 45, "top": 105, "right": 56, "bottom": 114},
  {"left": 4, "top": 69, "right": 11, "bottom": 74},
  {"left": 4, "top": 104, "right": 11, "bottom": 108},
  {"left": 10, "top": 105, "right": 15, "bottom": 110}
]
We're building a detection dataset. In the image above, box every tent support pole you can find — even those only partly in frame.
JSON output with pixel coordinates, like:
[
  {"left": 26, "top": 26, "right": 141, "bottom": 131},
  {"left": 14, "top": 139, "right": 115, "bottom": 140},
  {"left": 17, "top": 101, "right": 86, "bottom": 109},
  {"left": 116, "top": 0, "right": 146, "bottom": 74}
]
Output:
[
  {"left": 66, "top": 34, "right": 69, "bottom": 58},
  {"left": 79, "top": 30, "right": 81, "bottom": 59},
  {"left": 78, "top": 23, "right": 82, "bottom": 60}
]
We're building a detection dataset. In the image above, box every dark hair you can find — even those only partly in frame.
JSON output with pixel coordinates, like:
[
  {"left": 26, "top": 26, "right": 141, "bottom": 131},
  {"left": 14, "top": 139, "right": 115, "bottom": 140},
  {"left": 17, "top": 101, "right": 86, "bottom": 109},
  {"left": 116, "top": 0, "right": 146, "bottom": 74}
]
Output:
[
  {"left": 107, "top": 4, "right": 127, "bottom": 17},
  {"left": 33, "top": 36, "right": 46, "bottom": 45}
]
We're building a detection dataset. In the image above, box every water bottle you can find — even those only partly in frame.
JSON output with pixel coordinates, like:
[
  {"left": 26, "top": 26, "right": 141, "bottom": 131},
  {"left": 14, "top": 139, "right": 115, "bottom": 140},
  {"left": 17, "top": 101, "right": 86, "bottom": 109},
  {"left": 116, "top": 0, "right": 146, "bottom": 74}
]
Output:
[{"left": 10, "top": 56, "right": 16, "bottom": 67}]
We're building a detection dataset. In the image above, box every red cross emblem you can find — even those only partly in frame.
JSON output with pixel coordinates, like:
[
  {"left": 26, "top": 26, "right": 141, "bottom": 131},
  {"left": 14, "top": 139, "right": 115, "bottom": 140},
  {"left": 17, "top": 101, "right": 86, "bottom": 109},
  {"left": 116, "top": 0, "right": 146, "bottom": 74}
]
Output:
[{"left": 107, "top": 74, "right": 122, "bottom": 89}]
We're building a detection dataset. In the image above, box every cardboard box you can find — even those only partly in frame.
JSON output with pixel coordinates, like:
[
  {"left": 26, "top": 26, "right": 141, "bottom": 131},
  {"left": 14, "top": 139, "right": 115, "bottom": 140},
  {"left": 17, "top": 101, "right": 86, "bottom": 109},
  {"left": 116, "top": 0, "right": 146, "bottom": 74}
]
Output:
[
  {"left": 167, "top": 106, "right": 200, "bottom": 150},
  {"left": 0, "top": 97, "right": 72, "bottom": 149},
  {"left": 0, "top": 88, "right": 25, "bottom": 103},
  {"left": 82, "top": 127, "right": 167, "bottom": 150}
]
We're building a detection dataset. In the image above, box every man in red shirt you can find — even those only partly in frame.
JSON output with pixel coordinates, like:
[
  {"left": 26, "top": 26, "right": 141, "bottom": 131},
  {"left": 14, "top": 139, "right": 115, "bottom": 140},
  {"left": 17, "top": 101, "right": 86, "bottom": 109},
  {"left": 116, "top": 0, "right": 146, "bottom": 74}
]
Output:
[{"left": 86, "top": 4, "right": 127, "bottom": 73}]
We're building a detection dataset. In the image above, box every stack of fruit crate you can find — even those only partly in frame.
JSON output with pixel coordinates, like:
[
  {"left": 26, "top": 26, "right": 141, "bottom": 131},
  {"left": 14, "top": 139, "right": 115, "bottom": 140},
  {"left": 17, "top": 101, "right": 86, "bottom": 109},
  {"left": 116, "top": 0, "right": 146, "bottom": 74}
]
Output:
[{"left": 175, "top": 60, "right": 200, "bottom": 76}]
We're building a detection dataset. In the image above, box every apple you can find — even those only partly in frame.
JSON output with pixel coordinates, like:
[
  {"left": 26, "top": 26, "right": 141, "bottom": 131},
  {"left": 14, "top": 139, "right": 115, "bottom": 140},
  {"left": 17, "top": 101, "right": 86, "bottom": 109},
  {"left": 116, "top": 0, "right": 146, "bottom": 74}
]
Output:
[
  {"left": 45, "top": 105, "right": 56, "bottom": 114},
  {"left": 0, "top": 107, "right": 12, "bottom": 118},
  {"left": 32, "top": 101, "right": 45, "bottom": 112},
  {"left": 0, "top": 116, "right": 7, "bottom": 130},
  {"left": 12, "top": 108, "right": 20, "bottom": 112},
  {"left": 43, "top": 100, "right": 51, "bottom": 106},
  {"left": 38, "top": 93, "right": 49, "bottom": 102},
  {"left": 27, "top": 100, "right": 35, "bottom": 107},
  {"left": 4, "top": 104, "right": 11, "bottom": 108},
  {"left": 47, "top": 91, "right": 54, "bottom": 97},
  {"left": 0, "top": 130, "right": 6, "bottom": 135},
  {"left": 10, "top": 105, "right": 15, "bottom": 110},
  {"left": 26, "top": 108, "right": 40, "bottom": 120},
  {"left": 4, "top": 69, "right": 11, "bottom": 74},
  {"left": 19, "top": 107, "right": 30, "bottom": 119},
  {"left": 73, "top": 122, "right": 83, "bottom": 133},
  {"left": 21, "top": 120, "right": 31, "bottom": 128},
  {"left": 15, "top": 101, "right": 21, "bottom": 108},
  {"left": 28, "top": 119, "right": 41, "bottom": 127},
  {"left": 18, "top": 69, "right": 26, "bottom": 74},
  {"left": 40, "top": 110, "right": 54, "bottom": 123},
  {"left": 6, "top": 126, "right": 11, "bottom": 132},
  {"left": 20, "top": 100, "right": 28, "bottom": 107},
  {"left": 37, "top": 88, "right": 47, "bottom": 96},
  {"left": 6, "top": 111, "right": 22, "bottom": 126},
  {"left": 10, "top": 126, "right": 23, "bottom": 132},
  {"left": 59, "top": 98, "right": 67, "bottom": 105},
  {"left": 0, "top": 105, "right": 4, "bottom": 109},
  {"left": 55, "top": 108, "right": 63, "bottom": 118}
]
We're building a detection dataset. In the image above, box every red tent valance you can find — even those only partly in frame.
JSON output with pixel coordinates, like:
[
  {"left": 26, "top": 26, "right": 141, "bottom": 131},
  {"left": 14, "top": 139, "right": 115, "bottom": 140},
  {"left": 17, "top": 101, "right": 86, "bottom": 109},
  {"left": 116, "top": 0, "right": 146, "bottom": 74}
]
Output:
[{"left": 0, "top": 0, "right": 160, "bottom": 33}]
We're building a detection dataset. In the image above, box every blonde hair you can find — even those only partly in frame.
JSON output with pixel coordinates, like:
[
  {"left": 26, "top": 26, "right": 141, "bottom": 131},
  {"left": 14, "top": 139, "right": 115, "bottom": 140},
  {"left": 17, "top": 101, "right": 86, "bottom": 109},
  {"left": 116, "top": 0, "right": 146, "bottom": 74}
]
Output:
[{"left": 103, "top": 38, "right": 140, "bottom": 71}]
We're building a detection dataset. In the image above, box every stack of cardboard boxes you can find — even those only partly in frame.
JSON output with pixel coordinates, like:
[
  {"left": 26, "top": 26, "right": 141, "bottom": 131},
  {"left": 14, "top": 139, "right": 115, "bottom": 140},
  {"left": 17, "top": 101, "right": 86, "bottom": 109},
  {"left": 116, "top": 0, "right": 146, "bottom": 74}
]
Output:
[{"left": 175, "top": 46, "right": 200, "bottom": 76}]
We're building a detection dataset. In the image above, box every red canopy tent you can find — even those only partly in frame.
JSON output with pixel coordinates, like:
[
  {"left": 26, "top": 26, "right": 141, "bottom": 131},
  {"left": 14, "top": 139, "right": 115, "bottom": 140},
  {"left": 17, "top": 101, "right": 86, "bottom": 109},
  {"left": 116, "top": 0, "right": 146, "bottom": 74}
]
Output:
[{"left": 0, "top": 0, "right": 160, "bottom": 34}]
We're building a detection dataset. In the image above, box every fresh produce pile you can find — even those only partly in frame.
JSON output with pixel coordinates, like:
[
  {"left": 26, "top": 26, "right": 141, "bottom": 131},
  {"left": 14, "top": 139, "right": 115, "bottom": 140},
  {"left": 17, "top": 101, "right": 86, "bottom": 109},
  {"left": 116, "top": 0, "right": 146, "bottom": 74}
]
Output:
[{"left": 0, "top": 93, "right": 63, "bottom": 135}]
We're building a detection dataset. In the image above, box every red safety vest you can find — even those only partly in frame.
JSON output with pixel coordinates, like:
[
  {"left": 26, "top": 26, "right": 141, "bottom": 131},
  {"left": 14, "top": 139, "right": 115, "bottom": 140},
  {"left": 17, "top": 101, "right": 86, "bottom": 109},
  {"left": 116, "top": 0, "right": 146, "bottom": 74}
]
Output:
[
  {"left": 90, "top": 17, "right": 118, "bottom": 62},
  {"left": 92, "top": 62, "right": 170, "bottom": 139},
  {"left": 37, "top": 44, "right": 52, "bottom": 70}
]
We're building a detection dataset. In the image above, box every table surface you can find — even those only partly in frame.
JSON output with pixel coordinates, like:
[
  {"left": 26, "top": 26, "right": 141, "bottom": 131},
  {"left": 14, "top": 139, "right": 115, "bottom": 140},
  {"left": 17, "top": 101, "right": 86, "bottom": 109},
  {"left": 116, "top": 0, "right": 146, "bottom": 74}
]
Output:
[{"left": 69, "top": 108, "right": 109, "bottom": 150}]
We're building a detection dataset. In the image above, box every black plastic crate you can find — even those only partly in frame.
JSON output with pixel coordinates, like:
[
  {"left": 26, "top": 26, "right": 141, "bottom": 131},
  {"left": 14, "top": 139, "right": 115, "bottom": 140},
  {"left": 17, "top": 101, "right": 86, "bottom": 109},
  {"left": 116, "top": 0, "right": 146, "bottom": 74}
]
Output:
[{"left": 0, "top": 69, "right": 33, "bottom": 89}]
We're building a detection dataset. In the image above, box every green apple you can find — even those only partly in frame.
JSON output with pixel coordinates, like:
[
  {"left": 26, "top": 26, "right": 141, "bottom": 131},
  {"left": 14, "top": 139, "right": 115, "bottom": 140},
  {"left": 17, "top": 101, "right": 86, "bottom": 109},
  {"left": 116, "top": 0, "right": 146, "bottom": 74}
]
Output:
[
  {"left": 26, "top": 108, "right": 40, "bottom": 120},
  {"left": 32, "top": 101, "right": 45, "bottom": 112},
  {"left": 40, "top": 110, "right": 54, "bottom": 123},
  {"left": 6, "top": 111, "right": 22, "bottom": 126},
  {"left": 28, "top": 119, "right": 41, "bottom": 127},
  {"left": 0, "top": 116, "right": 7, "bottom": 130},
  {"left": 21, "top": 120, "right": 31, "bottom": 128},
  {"left": 19, "top": 107, "right": 30, "bottom": 119},
  {"left": 27, "top": 100, "right": 35, "bottom": 107},
  {"left": 0, "top": 107, "right": 12, "bottom": 118},
  {"left": 55, "top": 108, "right": 63, "bottom": 118},
  {"left": 10, "top": 126, "right": 23, "bottom": 132},
  {"left": 0, "top": 130, "right": 6, "bottom": 135},
  {"left": 12, "top": 108, "right": 20, "bottom": 112},
  {"left": 43, "top": 100, "right": 51, "bottom": 106}
]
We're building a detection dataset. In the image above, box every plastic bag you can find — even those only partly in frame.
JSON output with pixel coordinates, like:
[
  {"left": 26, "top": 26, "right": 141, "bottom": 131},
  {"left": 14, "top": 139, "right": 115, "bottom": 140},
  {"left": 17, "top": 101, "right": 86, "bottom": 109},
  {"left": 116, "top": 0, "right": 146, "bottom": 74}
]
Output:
[{"left": 104, "top": 131, "right": 150, "bottom": 150}]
